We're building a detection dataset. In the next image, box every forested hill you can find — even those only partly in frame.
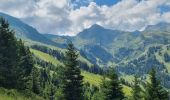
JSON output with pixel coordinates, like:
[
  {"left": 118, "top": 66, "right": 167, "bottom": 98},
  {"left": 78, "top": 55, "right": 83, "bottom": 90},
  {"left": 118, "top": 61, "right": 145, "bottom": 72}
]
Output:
[{"left": 0, "top": 12, "right": 170, "bottom": 100}]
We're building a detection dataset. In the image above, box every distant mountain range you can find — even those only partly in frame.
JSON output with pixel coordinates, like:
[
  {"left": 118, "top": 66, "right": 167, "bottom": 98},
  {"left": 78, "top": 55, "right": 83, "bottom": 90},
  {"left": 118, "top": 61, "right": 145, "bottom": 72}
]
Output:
[
  {"left": 1, "top": 12, "right": 170, "bottom": 88},
  {"left": 45, "top": 21, "right": 170, "bottom": 67}
]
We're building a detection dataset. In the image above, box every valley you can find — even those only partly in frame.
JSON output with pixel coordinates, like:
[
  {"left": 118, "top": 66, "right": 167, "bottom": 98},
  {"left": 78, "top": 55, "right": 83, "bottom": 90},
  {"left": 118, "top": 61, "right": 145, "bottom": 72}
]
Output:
[{"left": 0, "top": 12, "right": 170, "bottom": 100}]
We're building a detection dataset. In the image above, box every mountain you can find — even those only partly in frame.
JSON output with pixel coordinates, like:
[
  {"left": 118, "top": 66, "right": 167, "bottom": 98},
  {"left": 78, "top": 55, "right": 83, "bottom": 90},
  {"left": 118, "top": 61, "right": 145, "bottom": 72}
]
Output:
[
  {"left": 72, "top": 24, "right": 146, "bottom": 66},
  {"left": 44, "top": 34, "right": 71, "bottom": 47},
  {"left": 0, "top": 12, "right": 63, "bottom": 47},
  {"left": 73, "top": 24, "right": 122, "bottom": 48},
  {"left": 145, "top": 22, "right": 170, "bottom": 32},
  {"left": 44, "top": 22, "right": 170, "bottom": 89},
  {"left": 44, "top": 23, "right": 170, "bottom": 67},
  {"left": 1, "top": 12, "right": 170, "bottom": 89}
]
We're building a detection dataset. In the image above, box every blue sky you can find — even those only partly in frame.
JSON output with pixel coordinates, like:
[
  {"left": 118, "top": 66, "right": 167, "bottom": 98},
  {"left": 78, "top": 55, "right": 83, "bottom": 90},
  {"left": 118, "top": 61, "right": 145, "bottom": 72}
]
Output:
[
  {"left": 160, "top": 4, "right": 170, "bottom": 14},
  {"left": 72, "top": 0, "right": 121, "bottom": 7},
  {"left": 73, "top": 0, "right": 170, "bottom": 13},
  {"left": 72, "top": 0, "right": 120, "bottom": 9},
  {"left": 0, "top": 0, "right": 170, "bottom": 35},
  {"left": 86, "top": 0, "right": 121, "bottom": 6},
  {"left": 94, "top": 0, "right": 120, "bottom": 6}
]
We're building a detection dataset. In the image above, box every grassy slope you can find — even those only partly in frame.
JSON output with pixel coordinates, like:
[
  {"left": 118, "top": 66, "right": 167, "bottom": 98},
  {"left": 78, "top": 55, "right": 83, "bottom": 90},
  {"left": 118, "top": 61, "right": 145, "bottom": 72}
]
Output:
[
  {"left": 0, "top": 88, "right": 43, "bottom": 100},
  {"left": 81, "top": 71, "right": 103, "bottom": 86},
  {"left": 82, "top": 71, "right": 132, "bottom": 97},
  {"left": 31, "top": 48, "right": 132, "bottom": 97},
  {"left": 30, "top": 49, "right": 63, "bottom": 66}
]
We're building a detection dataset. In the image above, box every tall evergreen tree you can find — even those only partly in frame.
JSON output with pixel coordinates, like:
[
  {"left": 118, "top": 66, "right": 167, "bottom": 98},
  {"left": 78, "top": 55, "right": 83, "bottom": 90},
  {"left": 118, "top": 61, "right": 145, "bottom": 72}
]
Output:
[
  {"left": 145, "top": 68, "right": 169, "bottom": 100},
  {"left": 0, "top": 17, "right": 33, "bottom": 91},
  {"left": 100, "top": 68, "right": 124, "bottom": 100},
  {"left": 0, "top": 17, "right": 19, "bottom": 88},
  {"left": 32, "top": 66, "right": 41, "bottom": 94},
  {"left": 131, "top": 75, "right": 143, "bottom": 100},
  {"left": 49, "top": 84, "right": 55, "bottom": 100},
  {"left": 61, "top": 42, "right": 83, "bottom": 100},
  {"left": 17, "top": 39, "right": 34, "bottom": 91}
]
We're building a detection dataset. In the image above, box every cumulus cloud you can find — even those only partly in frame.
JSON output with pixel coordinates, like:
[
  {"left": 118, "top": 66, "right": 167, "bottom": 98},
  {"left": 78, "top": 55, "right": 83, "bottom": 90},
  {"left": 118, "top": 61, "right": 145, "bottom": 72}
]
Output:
[{"left": 0, "top": 0, "right": 170, "bottom": 35}]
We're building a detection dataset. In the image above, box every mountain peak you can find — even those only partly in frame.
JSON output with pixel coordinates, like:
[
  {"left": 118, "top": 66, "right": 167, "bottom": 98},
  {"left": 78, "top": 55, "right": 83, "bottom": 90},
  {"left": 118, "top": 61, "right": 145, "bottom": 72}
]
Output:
[{"left": 89, "top": 24, "right": 104, "bottom": 30}]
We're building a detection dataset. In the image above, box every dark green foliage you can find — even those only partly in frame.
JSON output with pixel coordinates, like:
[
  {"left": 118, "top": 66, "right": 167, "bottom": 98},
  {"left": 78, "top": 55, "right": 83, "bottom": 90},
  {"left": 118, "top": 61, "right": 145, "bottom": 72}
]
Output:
[
  {"left": 61, "top": 42, "right": 84, "bottom": 100},
  {"left": 145, "top": 69, "right": 169, "bottom": 100},
  {"left": 83, "top": 82, "right": 101, "bottom": 100},
  {"left": 32, "top": 67, "right": 41, "bottom": 95},
  {"left": 40, "top": 68, "right": 51, "bottom": 89},
  {"left": 131, "top": 75, "right": 143, "bottom": 100},
  {"left": 0, "top": 17, "right": 19, "bottom": 88},
  {"left": 0, "top": 17, "right": 33, "bottom": 91},
  {"left": 17, "top": 39, "right": 34, "bottom": 91},
  {"left": 100, "top": 68, "right": 124, "bottom": 100},
  {"left": 49, "top": 85, "right": 55, "bottom": 100},
  {"left": 39, "top": 68, "right": 53, "bottom": 99}
]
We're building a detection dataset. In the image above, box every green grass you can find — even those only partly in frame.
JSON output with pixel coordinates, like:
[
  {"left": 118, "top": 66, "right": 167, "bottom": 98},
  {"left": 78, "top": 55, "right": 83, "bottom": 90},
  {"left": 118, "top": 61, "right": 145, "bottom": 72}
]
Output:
[
  {"left": 0, "top": 87, "right": 43, "bottom": 100},
  {"left": 122, "top": 85, "right": 132, "bottom": 97},
  {"left": 30, "top": 49, "right": 63, "bottom": 66},
  {"left": 81, "top": 71, "right": 103, "bottom": 86},
  {"left": 121, "top": 74, "right": 135, "bottom": 84},
  {"left": 81, "top": 71, "right": 132, "bottom": 96}
]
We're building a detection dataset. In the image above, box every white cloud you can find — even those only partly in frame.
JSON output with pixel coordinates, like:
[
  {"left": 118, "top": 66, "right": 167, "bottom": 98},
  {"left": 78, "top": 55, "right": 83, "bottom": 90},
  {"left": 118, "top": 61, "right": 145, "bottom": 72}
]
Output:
[{"left": 0, "top": 0, "right": 170, "bottom": 36}]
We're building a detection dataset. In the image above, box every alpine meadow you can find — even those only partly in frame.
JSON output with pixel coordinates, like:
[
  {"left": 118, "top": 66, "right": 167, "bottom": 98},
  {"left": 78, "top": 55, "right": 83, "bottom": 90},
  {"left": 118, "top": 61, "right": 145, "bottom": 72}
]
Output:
[{"left": 0, "top": 0, "right": 170, "bottom": 100}]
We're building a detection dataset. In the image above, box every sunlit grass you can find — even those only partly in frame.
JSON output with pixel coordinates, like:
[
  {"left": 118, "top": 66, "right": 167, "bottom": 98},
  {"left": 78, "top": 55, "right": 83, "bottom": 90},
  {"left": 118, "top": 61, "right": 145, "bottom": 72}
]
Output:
[{"left": 30, "top": 49, "right": 63, "bottom": 66}]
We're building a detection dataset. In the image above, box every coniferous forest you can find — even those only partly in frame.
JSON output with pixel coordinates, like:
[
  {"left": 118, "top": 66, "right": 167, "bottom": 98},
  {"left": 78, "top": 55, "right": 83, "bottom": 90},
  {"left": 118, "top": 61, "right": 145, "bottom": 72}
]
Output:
[{"left": 0, "top": 16, "right": 170, "bottom": 100}]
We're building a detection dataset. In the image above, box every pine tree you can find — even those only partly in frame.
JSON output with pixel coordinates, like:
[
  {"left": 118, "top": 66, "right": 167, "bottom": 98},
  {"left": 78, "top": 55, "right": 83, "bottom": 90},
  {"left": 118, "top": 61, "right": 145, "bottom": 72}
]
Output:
[
  {"left": 49, "top": 84, "right": 55, "bottom": 100},
  {"left": 0, "top": 17, "right": 19, "bottom": 88},
  {"left": 0, "top": 17, "right": 33, "bottom": 92},
  {"left": 61, "top": 42, "right": 83, "bottom": 100},
  {"left": 145, "top": 68, "right": 169, "bottom": 100},
  {"left": 131, "top": 75, "right": 143, "bottom": 100},
  {"left": 32, "top": 66, "right": 41, "bottom": 94},
  {"left": 100, "top": 68, "right": 124, "bottom": 100},
  {"left": 17, "top": 39, "right": 34, "bottom": 91}
]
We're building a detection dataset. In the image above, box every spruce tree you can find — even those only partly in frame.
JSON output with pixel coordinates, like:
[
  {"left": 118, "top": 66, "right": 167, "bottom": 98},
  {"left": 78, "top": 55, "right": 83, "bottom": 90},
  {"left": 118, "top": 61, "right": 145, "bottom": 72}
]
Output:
[
  {"left": 49, "top": 84, "right": 55, "bottom": 100},
  {"left": 100, "top": 68, "right": 124, "bottom": 100},
  {"left": 0, "top": 17, "right": 19, "bottom": 88},
  {"left": 32, "top": 66, "right": 41, "bottom": 94},
  {"left": 145, "top": 69, "right": 169, "bottom": 100},
  {"left": 61, "top": 42, "right": 83, "bottom": 100},
  {"left": 17, "top": 39, "right": 34, "bottom": 91},
  {"left": 0, "top": 17, "right": 33, "bottom": 92},
  {"left": 131, "top": 75, "right": 143, "bottom": 100}
]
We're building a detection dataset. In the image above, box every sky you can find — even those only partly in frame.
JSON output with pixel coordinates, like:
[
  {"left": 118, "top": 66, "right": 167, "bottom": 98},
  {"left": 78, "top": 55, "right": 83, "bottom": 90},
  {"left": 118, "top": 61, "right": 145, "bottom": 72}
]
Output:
[{"left": 0, "top": 0, "right": 170, "bottom": 36}]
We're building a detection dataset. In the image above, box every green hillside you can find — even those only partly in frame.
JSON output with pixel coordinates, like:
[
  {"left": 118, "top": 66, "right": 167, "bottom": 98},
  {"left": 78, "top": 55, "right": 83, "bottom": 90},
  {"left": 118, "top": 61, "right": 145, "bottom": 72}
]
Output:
[
  {"left": 30, "top": 48, "right": 132, "bottom": 96},
  {"left": 82, "top": 71, "right": 132, "bottom": 97},
  {"left": 30, "top": 49, "right": 63, "bottom": 66},
  {"left": 0, "top": 88, "right": 43, "bottom": 100}
]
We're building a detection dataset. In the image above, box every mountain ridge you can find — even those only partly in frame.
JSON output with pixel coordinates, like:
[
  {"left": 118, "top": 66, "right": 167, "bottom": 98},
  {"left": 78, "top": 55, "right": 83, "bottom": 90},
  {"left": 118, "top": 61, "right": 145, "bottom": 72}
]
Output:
[{"left": 0, "top": 12, "right": 64, "bottom": 48}]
